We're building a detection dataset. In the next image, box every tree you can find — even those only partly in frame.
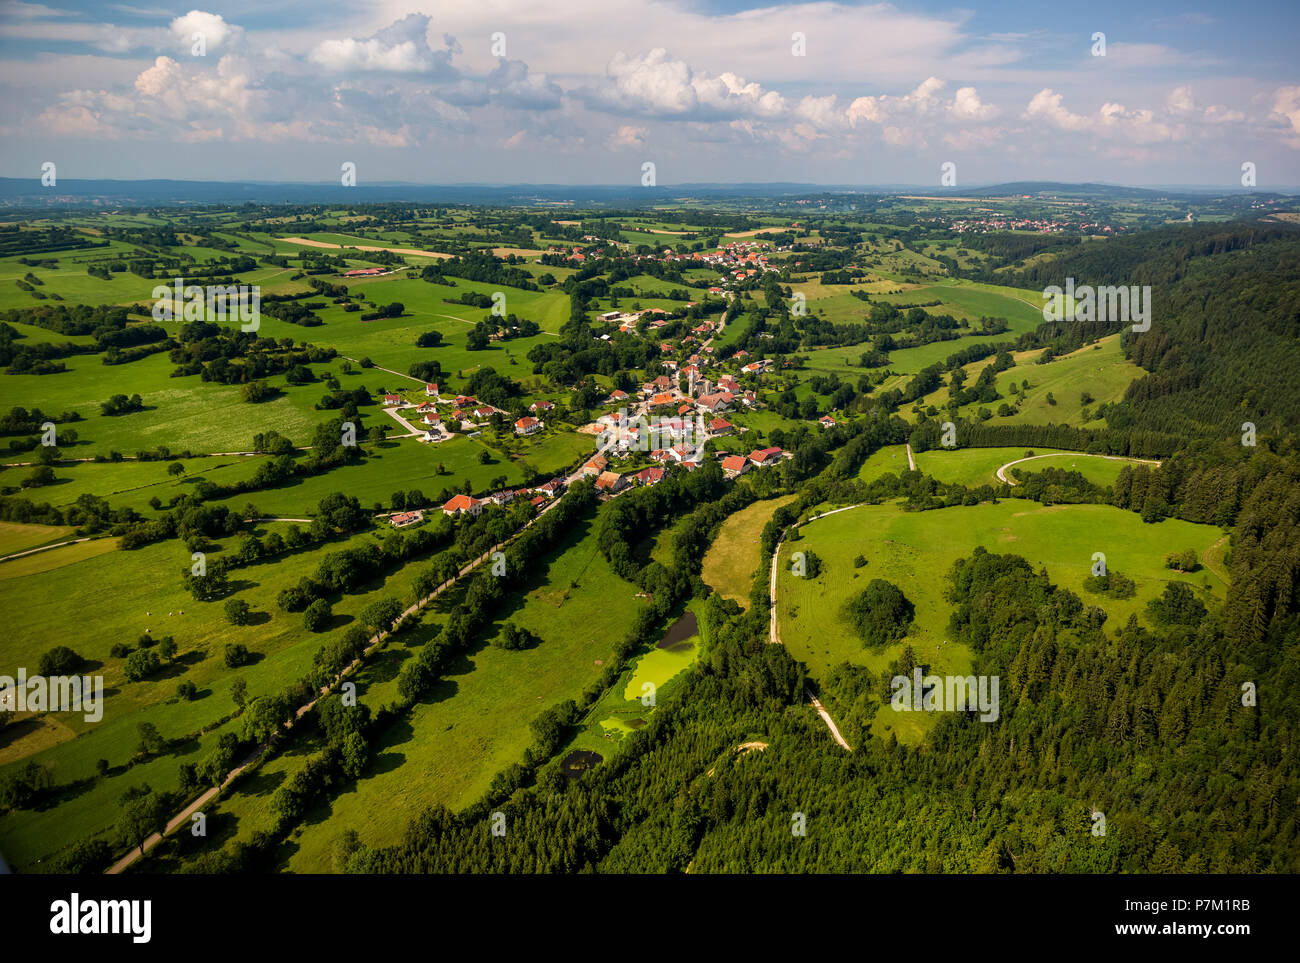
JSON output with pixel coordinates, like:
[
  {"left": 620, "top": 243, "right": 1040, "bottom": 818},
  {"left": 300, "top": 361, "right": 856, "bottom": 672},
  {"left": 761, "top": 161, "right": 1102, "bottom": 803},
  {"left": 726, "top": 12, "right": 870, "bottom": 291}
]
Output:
[
  {"left": 117, "top": 787, "right": 168, "bottom": 855},
  {"left": 124, "top": 649, "right": 161, "bottom": 681},
  {"left": 167, "top": 461, "right": 186, "bottom": 477},
  {"left": 231, "top": 677, "right": 248, "bottom": 708},
  {"left": 137, "top": 722, "right": 165, "bottom": 756},
  {"left": 303, "top": 598, "right": 332, "bottom": 632},
  {"left": 158, "top": 636, "right": 178, "bottom": 661},
  {"left": 341, "top": 731, "right": 370, "bottom": 779},
  {"left": 177, "top": 680, "right": 197, "bottom": 701},
  {"left": 242, "top": 694, "right": 289, "bottom": 744},
  {"left": 224, "top": 643, "right": 252, "bottom": 668},
  {"left": 359, "top": 597, "right": 403, "bottom": 635},
  {"left": 224, "top": 598, "right": 252, "bottom": 626},
  {"left": 1148, "top": 582, "right": 1208, "bottom": 626},
  {"left": 843, "top": 579, "right": 914, "bottom": 648},
  {"left": 37, "top": 645, "right": 83, "bottom": 676}
]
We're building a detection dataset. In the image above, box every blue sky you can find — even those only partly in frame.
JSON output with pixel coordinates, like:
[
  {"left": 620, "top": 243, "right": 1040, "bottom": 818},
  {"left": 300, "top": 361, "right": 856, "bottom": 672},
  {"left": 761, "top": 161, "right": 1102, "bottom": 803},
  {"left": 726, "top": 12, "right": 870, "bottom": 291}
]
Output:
[{"left": 1, "top": 0, "right": 1297, "bottom": 186}]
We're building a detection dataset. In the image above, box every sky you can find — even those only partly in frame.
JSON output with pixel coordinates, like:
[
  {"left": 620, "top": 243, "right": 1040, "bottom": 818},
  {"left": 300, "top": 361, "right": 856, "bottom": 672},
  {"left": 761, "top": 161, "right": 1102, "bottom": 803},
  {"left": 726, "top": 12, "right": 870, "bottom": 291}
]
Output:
[{"left": 0, "top": 0, "right": 1297, "bottom": 187}]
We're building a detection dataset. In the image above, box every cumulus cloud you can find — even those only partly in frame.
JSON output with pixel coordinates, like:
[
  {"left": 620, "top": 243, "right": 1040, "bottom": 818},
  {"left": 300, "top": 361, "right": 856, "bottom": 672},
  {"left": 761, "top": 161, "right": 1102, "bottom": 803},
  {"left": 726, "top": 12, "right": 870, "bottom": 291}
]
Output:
[
  {"left": 1269, "top": 86, "right": 1300, "bottom": 146},
  {"left": 170, "top": 10, "right": 240, "bottom": 53},
  {"left": 580, "top": 48, "right": 784, "bottom": 121},
  {"left": 1024, "top": 88, "right": 1093, "bottom": 132},
  {"left": 310, "top": 13, "right": 453, "bottom": 75},
  {"left": 847, "top": 77, "right": 978, "bottom": 127}
]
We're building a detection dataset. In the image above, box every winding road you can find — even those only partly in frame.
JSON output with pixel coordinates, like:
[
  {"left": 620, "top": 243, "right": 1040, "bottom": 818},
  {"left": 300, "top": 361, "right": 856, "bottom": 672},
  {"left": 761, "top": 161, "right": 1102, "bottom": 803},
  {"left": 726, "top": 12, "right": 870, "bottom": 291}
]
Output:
[{"left": 994, "top": 451, "right": 1162, "bottom": 486}]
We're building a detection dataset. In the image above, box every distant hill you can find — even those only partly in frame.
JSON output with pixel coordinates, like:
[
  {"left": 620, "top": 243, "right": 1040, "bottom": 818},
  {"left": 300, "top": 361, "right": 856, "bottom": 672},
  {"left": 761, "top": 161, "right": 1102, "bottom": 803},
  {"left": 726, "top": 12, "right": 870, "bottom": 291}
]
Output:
[{"left": 1, "top": 177, "right": 1286, "bottom": 209}]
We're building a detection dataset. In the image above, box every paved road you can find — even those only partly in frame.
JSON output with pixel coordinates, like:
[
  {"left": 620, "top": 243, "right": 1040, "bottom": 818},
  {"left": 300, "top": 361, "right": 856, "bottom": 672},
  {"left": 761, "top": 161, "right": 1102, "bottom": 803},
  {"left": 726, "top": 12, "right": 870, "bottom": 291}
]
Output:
[{"left": 995, "top": 452, "right": 1162, "bottom": 486}]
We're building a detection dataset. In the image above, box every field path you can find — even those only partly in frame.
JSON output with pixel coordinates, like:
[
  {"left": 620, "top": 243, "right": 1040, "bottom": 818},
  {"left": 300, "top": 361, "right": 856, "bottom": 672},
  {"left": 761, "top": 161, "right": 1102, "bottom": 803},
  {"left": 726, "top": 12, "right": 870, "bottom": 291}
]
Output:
[
  {"left": 768, "top": 507, "right": 861, "bottom": 751},
  {"left": 0, "top": 537, "right": 91, "bottom": 563},
  {"left": 806, "top": 690, "right": 851, "bottom": 751},
  {"left": 278, "top": 237, "right": 452, "bottom": 259},
  {"left": 906, "top": 443, "right": 916, "bottom": 471},
  {"left": 995, "top": 452, "right": 1162, "bottom": 486}
]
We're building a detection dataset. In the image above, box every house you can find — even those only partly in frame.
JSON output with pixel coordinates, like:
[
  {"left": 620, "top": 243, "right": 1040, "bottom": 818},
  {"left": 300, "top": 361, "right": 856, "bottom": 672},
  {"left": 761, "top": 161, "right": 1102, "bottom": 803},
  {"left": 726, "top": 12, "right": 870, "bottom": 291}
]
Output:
[
  {"left": 489, "top": 489, "right": 516, "bottom": 506},
  {"left": 652, "top": 375, "right": 673, "bottom": 390},
  {"left": 389, "top": 510, "right": 424, "bottom": 528},
  {"left": 819, "top": 415, "right": 836, "bottom": 428},
  {"left": 473, "top": 406, "right": 497, "bottom": 420},
  {"left": 650, "top": 392, "right": 678, "bottom": 409},
  {"left": 708, "top": 417, "right": 734, "bottom": 435},
  {"left": 594, "top": 470, "right": 629, "bottom": 494},
  {"left": 599, "top": 310, "right": 621, "bottom": 322},
  {"left": 533, "top": 478, "right": 565, "bottom": 497},
  {"left": 649, "top": 448, "right": 674, "bottom": 464},
  {"left": 383, "top": 394, "right": 402, "bottom": 406},
  {"left": 425, "top": 383, "right": 439, "bottom": 397},
  {"left": 581, "top": 454, "right": 608, "bottom": 476},
  {"left": 696, "top": 392, "right": 732, "bottom": 413},
  {"left": 442, "top": 494, "right": 483, "bottom": 517},
  {"left": 748, "top": 446, "right": 783, "bottom": 467},
  {"left": 721, "top": 455, "right": 750, "bottom": 478},
  {"left": 671, "top": 444, "right": 703, "bottom": 465},
  {"left": 453, "top": 395, "right": 477, "bottom": 407},
  {"left": 422, "top": 411, "right": 442, "bottom": 426},
  {"left": 530, "top": 400, "right": 555, "bottom": 413},
  {"left": 514, "top": 416, "right": 543, "bottom": 435},
  {"left": 416, "top": 401, "right": 438, "bottom": 413},
  {"left": 634, "top": 467, "right": 666, "bottom": 487},
  {"left": 606, "top": 389, "right": 629, "bottom": 404}
]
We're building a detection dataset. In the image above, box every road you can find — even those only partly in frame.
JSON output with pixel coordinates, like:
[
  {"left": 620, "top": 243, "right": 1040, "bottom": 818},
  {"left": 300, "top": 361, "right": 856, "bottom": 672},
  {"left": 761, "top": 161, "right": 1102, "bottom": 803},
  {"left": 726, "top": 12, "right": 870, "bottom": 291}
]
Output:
[
  {"left": 767, "top": 511, "right": 855, "bottom": 752},
  {"left": 0, "top": 536, "right": 92, "bottom": 563},
  {"left": 994, "top": 451, "right": 1162, "bottom": 486},
  {"left": 105, "top": 489, "right": 572, "bottom": 874}
]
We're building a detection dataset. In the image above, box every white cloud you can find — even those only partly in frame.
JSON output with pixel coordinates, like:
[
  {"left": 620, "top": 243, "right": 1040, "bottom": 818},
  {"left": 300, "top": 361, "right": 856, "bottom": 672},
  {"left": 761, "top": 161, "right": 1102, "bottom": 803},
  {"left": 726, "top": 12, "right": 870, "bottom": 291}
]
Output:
[
  {"left": 310, "top": 13, "right": 451, "bottom": 74},
  {"left": 581, "top": 48, "right": 785, "bottom": 120},
  {"left": 1270, "top": 86, "right": 1300, "bottom": 148},
  {"left": 607, "top": 124, "right": 647, "bottom": 149},
  {"left": 170, "top": 10, "right": 240, "bottom": 53}
]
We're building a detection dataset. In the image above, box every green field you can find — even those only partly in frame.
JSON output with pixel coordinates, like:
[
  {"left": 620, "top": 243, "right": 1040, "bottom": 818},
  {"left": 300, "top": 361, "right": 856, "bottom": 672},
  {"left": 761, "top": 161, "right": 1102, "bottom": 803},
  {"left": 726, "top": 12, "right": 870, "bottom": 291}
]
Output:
[
  {"left": 272, "top": 518, "right": 648, "bottom": 872},
  {"left": 913, "top": 446, "right": 1137, "bottom": 489},
  {"left": 776, "top": 499, "right": 1227, "bottom": 743},
  {"left": 701, "top": 495, "right": 796, "bottom": 606},
  {"left": 0, "top": 524, "right": 446, "bottom": 870}
]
